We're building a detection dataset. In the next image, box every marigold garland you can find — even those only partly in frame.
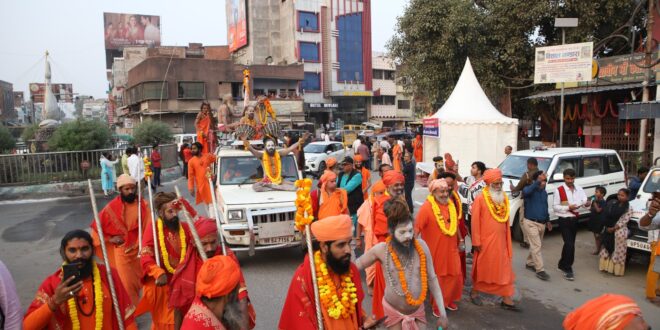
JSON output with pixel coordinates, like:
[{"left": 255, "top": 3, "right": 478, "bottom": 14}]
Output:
[
  {"left": 427, "top": 195, "right": 458, "bottom": 236},
  {"left": 482, "top": 187, "right": 510, "bottom": 223},
  {"left": 66, "top": 261, "right": 103, "bottom": 330},
  {"left": 386, "top": 237, "right": 428, "bottom": 306},
  {"left": 144, "top": 156, "right": 153, "bottom": 178},
  {"left": 262, "top": 151, "right": 282, "bottom": 184},
  {"left": 314, "top": 251, "right": 358, "bottom": 319},
  {"left": 157, "top": 219, "right": 187, "bottom": 273},
  {"left": 294, "top": 178, "right": 314, "bottom": 230}
]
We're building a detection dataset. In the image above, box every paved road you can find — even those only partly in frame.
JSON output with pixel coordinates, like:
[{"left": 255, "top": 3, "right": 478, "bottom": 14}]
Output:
[{"left": 2, "top": 176, "right": 659, "bottom": 329}]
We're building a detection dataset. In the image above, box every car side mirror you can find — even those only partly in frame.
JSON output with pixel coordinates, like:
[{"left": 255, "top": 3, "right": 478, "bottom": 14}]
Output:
[
  {"left": 326, "top": 150, "right": 332, "bottom": 155},
  {"left": 551, "top": 173, "right": 564, "bottom": 182}
]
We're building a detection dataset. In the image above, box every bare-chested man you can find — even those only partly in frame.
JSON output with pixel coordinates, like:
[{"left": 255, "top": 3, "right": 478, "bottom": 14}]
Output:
[
  {"left": 241, "top": 133, "right": 310, "bottom": 192},
  {"left": 356, "top": 198, "right": 449, "bottom": 330}
]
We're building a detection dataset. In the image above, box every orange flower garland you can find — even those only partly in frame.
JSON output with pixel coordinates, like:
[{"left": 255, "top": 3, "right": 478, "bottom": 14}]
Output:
[
  {"left": 314, "top": 251, "right": 358, "bottom": 319},
  {"left": 157, "top": 219, "right": 187, "bottom": 273},
  {"left": 426, "top": 195, "right": 458, "bottom": 236},
  {"left": 294, "top": 178, "right": 314, "bottom": 230},
  {"left": 262, "top": 151, "right": 282, "bottom": 184},
  {"left": 386, "top": 237, "right": 428, "bottom": 306},
  {"left": 66, "top": 261, "right": 103, "bottom": 330},
  {"left": 144, "top": 156, "right": 153, "bottom": 178},
  {"left": 482, "top": 187, "right": 510, "bottom": 223}
]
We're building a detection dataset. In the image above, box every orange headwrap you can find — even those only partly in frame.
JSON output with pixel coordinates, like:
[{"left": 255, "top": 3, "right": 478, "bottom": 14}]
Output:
[
  {"left": 372, "top": 180, "right": 386, "bottom": 194},
  {"left": 444, "top": 153, "right": 456, "bottom": 171},
  {"left": 382, "top": 171, "right": 405, "bottom": 186},
  {"left": 483, "top": 168, "right": 502, "bottom": 185},
  {"left": 428, "top": 178, "right": 448, "bottom": 193},
  {"left": 354, "top": 154, "right": 363, "bottom": 162},
  {"left": 563, "top": 294, "right": 642, "bottom": 330},
  {"left": 311, "top": 214, "right": 352, "bottom": 242},
  {"left": 196, "top": 255, "right": 240, "bottom": 299},
  {"left": 194, "top": 217, "right": 218, "bottom": 240},
  {"left": 320, "top": 171, "right": 338, "bottom": 202},
  {"left": 117, "top": 174, "right": 136, "bottom": 189},
  {"left": 326, "top": 157, "right": 337, "bottom": 168}
]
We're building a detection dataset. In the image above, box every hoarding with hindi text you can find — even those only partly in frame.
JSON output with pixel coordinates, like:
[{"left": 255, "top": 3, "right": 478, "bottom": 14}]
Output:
[{"left": 534, "top": 42, "right": 593, "bottom": 84}]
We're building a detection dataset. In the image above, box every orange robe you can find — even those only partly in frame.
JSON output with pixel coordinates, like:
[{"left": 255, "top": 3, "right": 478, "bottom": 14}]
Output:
[
  {"left": 137, "top": 221, "right": 194, "bottom": 330},
  {"left": 278, "top": 255, "right": 365, "bottom": 330},
  {"left": 181, "top": 297, "right": 227, "bottom": 330},
  {"left": 360, "top": 167, "right": 371, "bottom": 201},
  {"left": 413, "top": 136, "right": 423, "bottom": 162},
  {"left": 90, "top": 196, "right": 150, "bottom": 306},
  {"left": 188, "top": 154, "right": 217, "bottom": 205},
  {"left": 318, "top": 189, "right": 349, "bottom": 220},
  {"left": 415, "top": 199, "right": 463, "bottom": 306},
  {"left": 357, "top": 197, "right": 377, "bottom": 287},
  {"left": 196, "top": 116, "right": 212, "bottom": 154},
  {"left": 23, "top": 265, "right": 137, "bottom": 330},
  {"left": 371, "top": 194, "right": 391, "bottom": 319},
  {"left": 470, "top": 194, "right": 515, "bottom": 297},
  {"left": 392, "top": 144, "right": 402, "bottom": 172}
]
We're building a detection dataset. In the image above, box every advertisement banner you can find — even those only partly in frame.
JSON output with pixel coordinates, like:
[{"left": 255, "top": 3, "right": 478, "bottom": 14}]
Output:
[
  {"left": 423, "top": 117, "right": 439, "bottom": 137},
  {"left": 534, "top": 42, "right": 593, "bottom": 84},
  {"left": 103, "top": 12, "right": 161, "bottom": 68},
  {"left": 29, "top": 83, "right": 73, "bottom": 103},
  {"left": 595, "top": 52, "right": 660, "bottom": 85},
  {"left": 226, "top": 0, "right": 248, "bottom": 52}
]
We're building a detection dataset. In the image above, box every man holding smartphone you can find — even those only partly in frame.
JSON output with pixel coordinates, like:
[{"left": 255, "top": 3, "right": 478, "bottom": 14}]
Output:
[
  {"left": 23, "top": 230, "right": 136, "bottom": 329},
  {"left": 639, "top": 188, "right": 660, "bottom": 305}
]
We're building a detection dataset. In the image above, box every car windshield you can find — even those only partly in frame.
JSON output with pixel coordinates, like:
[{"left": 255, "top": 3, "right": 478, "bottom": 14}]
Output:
[
  {"left": 642, "top": 169, "right": 660, "bottom": 193},
  {"left": 304, "top": 144, "right": 327, "bottom": 153},
  {"left": 498, "top": 155, "right": 551, "bottom": 179},
  {"left": 219, "top": 155, "right": 298, "bottom": 185}
]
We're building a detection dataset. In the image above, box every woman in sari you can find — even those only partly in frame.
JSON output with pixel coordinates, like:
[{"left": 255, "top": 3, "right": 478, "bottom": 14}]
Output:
[
  {"left": 100, "top": 152, "right": 119, "bottom": 196},
  {"left": 599, "top": 188, "right": 632, "bottom": 276}
]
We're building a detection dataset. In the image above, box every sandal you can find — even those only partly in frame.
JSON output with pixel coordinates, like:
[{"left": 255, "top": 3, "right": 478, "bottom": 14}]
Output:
[
  {"left": 501, "top": 302, "right": 521, "bottom": 311},
  {"left": 470, "top": 295, "right": 483, "bottom": 306}
]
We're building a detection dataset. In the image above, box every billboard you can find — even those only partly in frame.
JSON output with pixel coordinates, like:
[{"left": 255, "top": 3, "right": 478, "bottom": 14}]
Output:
[
  {"left": 103, "top": 12, "right": 161, "bottom": 68},
  {"left": 423, "top": 117, "right": 439, "bottom": 137},
  {"left": 226, "top": 0, "right": 248, "bottom": 52},
  {"left": 534, "top": 42, "right": 593, "bottom": 84},
  {"left": 29, "top": 83, "right": 73, "bottom": 103}
]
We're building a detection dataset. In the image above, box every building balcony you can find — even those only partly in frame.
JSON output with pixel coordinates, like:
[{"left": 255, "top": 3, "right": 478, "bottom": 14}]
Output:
[
  {"left": 371, "top": 104, "right": 397, "bottom": 118},
  {"left": 373, "top": 79, "right": 397, "bottom": 96}
]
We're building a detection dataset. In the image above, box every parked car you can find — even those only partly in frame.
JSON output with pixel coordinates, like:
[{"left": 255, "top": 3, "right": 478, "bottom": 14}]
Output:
[
  {"left": 303, "top": 141, "right": 349, "bottom": 176},
  {"left": 374, "top": 130, "right": 415, "bottom": 142},
  {"left": 174, "top": 134, "right": 197, "bottom": 151},
  {"left": 498, "top": 147, "right": 627, "bottom": 241},
  {"left": 214, "top": 140, "right": 302, "bottom": 254},
  {"left": 627, "top": 166, "right": 660, "bottom": 253}
]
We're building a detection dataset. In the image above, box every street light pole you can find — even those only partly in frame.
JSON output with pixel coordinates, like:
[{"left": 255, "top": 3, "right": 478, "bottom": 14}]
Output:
[{"left": 559, "top": 28, "right": 565, "bottom": 147}]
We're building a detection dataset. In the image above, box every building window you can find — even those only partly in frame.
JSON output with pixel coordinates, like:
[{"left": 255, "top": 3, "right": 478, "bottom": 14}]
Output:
[
  {"left": 299, "top": 42, "right": 320, "bottom": 62},
  {"left": 337, "top": 14, "right": 363, "bottom": 82},
  {"left": 298, "top": 11, "right": 319, "bottom": 31},
  {"left": 178, "top": 82, "right": 205, "bottom": 99},
  {"left": 385, "top": 70, "right": 395, "bottom": 80},
  {"left": 302, "top": 72, "right": 321, "bottom": 91},
  {"left": 397, "top": 100, "right": 410, "bottom": 109},
  {"left": 373, "top": 70, "right": 383, "bottom": 79},
  {"left": 372, "top": 96, "right": 395, "bottom": 105},
  {"left": 143, "top": 81, "right": 166, "bottom": 100}
]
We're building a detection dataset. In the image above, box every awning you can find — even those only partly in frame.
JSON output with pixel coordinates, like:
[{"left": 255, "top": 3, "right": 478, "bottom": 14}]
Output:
[
  {"left": 618, "top": 101, "right": 660, "bottom": 119},
  {"left": 526, "top": 82, "right": 647, "bottom": 99}
]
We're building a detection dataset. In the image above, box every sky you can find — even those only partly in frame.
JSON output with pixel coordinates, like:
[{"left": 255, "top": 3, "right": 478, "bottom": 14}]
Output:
[{"left": 0, "top": 0, "right": 408, "bottom": 100}]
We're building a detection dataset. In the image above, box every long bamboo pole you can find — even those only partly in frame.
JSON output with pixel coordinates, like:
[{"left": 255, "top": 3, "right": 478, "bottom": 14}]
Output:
[
  {"left": 146, "top": 176, "right": 160, "bottom": 267},
  {"left": 208, "top": 177, "right": 227, "bottom": 255},
  {"left": 174, "top": 186, "right": 207, "bottom": 261}
]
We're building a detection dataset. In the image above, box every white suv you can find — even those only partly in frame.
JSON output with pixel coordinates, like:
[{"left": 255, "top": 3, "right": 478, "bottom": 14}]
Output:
[
  {"left": 499, "top": 148, "right": 627, "bottom": 241},
  {"left": 627, "top": 166, "right": 660, "bottom": 253},
  {"left": 214, "top": 141, "right": 302, "bottom": 255}
]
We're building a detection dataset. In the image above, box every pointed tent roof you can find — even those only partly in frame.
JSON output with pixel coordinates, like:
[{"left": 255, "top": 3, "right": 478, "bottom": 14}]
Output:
[{"left": 431, "top": 58, "right": 517, "bottom": 124}]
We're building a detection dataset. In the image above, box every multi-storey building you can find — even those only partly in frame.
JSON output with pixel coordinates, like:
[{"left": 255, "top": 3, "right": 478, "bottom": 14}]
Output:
[{"left": 371, "top": 53, "right": 415, "bottom": 129}]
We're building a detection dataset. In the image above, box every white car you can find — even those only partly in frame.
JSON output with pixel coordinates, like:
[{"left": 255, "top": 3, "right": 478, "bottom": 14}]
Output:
[
  {"left": 174, "top": 133, "right": 197, "bottom": 150},
  {"left": 214, "top": 141, "right": 302, "bottom": 255},
  {"left": 499, "top": 147, "right": 627, "bottom": 242},
  {"left": 304, "top": 141, "right": 349, "bottom": 176},
  {"left": 627, "top": 166, "right": 660, "bottom": 253}
]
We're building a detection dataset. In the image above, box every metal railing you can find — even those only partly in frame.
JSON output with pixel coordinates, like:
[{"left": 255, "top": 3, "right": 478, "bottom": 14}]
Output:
[{"left": 0, "top": 144, "right": 178, "bottom": 186}]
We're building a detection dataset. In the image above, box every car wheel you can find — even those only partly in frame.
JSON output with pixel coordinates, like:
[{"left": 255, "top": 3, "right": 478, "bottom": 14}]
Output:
[
  {"left": 511, "top": 212, "right": 524, "bottom": 242},
  {"left": 317, "top": 161, "right": 326, "bottom": 176}
]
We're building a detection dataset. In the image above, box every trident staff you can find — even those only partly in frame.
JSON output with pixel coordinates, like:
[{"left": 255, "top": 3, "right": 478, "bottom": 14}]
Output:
[
  {"left": 144, "top": 156, "right": 160, "bottom": 267},
  {"left": 174, "top": 186, "right": 208, "bottom": 261},
  {"left": 87, "top": 179, "right": 125, "bottom": 330}
]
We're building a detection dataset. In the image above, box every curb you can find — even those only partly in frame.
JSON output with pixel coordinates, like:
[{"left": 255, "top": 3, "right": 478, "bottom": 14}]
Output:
[{"left": 0, "top": 166, "right": 183, "bottom": 201}]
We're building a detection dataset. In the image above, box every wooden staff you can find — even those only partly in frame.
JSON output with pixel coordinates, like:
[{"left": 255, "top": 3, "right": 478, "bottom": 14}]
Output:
[
  {"left": 174, "top": 186, "right": 207, "bottom": 261},
  {"left": 208, "top": 176, "right": 227, "bottom": 255},
  {"left": 87, "top": 179, "right": 125, "bottom": 330},
  {"left": 306, "top": 224, "right": 323, "bottom": 330},
  {"left": 146, "top": 176, "right": 160, "bottom": 267},
  {"left": 137, "top": 170, "right": 143, "bottom": 253}
]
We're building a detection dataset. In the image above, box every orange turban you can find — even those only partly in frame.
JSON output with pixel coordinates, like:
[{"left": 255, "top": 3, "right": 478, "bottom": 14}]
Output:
[
  {"left": 354, "top": 154, "right": 363, "bottom": 162},
  {"left": 382, "top": 171, "right": 405, "bottom": 186},
  {"left": 444, "top": 153, "right": 456, "bottom": 170},
  {"left": 194, "top": 217, "right": 218, "bottom": 239},
  {"left": 428, "top": 178, "right": 448, "bottom": 193},
  {"left": 196, "top": 255, "right": 240, "bottom": 299},
  {"left": 483, "top": 168, "right": 502, "bottom": 184},
  {"left": 563, "top": 294, "right": 642, "bottom": 330},
  {"left": 326, "top": 157, "right": 337, "bottom": 168},
  {"left": 372, "top": 180, "right": 386, "bottom": 194},
  {"left": 320, "top": 171, "right": 337, "bottom": 185},
  {"left": 311, "top": 215, "right": 352, "bottom": 242},
  {"left": 117, "top": 174, "right": 136, "bottom": 189}
]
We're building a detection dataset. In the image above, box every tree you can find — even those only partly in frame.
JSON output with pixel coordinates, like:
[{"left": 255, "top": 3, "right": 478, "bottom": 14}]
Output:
[
  {"left": 48, "top": 120, "right": 112, "bottom": 151},
  {"left": 388, "top": 0, "right": 644, "bottom": 118},
  {"left": 21, "top": 123, "right": 39, "bottom": 141},
  {"left": 0, "top": 125, "right": 16, "bottom": 153},
  {"left": 132, "top": 119, "right": 173, "bottom": 146}
]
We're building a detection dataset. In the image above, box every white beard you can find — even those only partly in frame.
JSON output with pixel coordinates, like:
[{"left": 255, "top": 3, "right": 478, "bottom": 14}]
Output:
[{"left": 490, "top": 188, "right": 505, "bottom": 204}]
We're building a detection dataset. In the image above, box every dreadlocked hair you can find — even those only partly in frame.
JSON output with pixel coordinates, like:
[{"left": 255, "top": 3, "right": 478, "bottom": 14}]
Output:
[{"left": 384, "top": 198, "right": 412, "bottom": 231}]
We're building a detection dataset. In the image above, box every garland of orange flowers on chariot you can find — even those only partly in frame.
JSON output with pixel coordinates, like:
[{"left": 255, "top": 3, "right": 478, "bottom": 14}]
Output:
[
  {"left": 482, "top": 187, "right": 510, "bottom": 223},
  {"left": 314, "top": 251, "right": 358, "bottom": 319},
  {"left": 262, "top": 151, "right": 282, "bottom": 184},
  {"left": 427, "top": 195, "right": 458, "bottom": 236},
  {"left": 66, "top": 261, "right": 103, "bottom": 330},
  {"left": 386, "top": 237, "right": 428, "bottom": 306},
  {"left": 157, "top": 219, "right": 187, "bottom": 274},
  {"left": 294, "top": 179, "right": 314, "bottom": 230}
]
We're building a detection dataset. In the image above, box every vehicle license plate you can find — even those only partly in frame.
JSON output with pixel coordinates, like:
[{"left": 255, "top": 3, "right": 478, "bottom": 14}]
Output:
[
  {"left": 259, "top": 236, "right": 295, "bottom": 245},
  {"left": 626, "top": 239, "right": 651, "bottom": 252},
  {"left": 258, "top": 221, "right": 294, "bottom": 239}
]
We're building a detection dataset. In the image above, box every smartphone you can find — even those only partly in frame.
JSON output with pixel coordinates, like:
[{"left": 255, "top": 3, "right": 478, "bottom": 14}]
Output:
[{"left": 62, "top": 263, "right": 81, "bottom": 284}]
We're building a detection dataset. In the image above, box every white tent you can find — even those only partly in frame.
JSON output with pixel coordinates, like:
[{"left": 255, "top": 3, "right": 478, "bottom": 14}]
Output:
[{"left": 423, "top": 58, "right": 518, "bottom": 175}]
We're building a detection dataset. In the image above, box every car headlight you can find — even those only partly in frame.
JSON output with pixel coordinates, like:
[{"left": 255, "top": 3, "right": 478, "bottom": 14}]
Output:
[{"left": 228, "top": 209, "right": 244, "bottom": 221}]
